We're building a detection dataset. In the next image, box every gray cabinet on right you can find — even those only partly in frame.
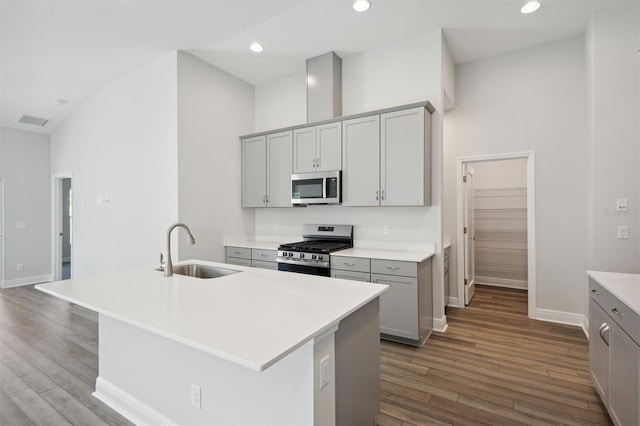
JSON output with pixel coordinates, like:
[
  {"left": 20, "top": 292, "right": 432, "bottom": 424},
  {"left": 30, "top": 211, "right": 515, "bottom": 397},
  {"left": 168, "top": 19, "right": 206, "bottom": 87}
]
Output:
[
  {"left": 342, "top": 105, "right": 432, "bottom": 207},
  {"left": 589, "top": 278, "right": 639, "bottom": 426}
]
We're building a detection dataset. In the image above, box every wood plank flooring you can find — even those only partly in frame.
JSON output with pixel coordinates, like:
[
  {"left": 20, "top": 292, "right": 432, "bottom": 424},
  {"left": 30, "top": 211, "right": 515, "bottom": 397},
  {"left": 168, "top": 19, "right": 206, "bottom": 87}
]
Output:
[
  {"left": 0, "top": 284, "right": 610, "bottom": 425},
  {"left": 378, "top": 285, "right": 612, "bottom": 426}
]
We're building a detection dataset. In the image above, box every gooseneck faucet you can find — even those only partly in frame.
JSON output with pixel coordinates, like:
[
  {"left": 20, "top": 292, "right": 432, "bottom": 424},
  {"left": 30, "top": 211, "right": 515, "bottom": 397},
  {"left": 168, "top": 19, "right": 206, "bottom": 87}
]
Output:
[{"left": 165, "top": 223, "right": 196, "bottom": 277}]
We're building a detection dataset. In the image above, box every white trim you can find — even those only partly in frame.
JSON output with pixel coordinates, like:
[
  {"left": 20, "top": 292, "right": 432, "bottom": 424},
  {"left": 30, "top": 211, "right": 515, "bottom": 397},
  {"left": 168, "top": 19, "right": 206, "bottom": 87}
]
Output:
[
  {"left": 94, "top": 377, "right": 177, "bottom": 426},
  {"left": 475, "top": 276, "right": 528, "bottom": 290},
  {"left": 3, "top": 274, "right": 52, "bottom": 289},
  {"left": 433, "top": 315, "right": 448, "bottom": 333},
  {"left": 582, "top": 316, "right": 589, "bottom": 340},
  {"left": 51, "top": 173, "right": 73, "bottom": 281},
  {"left": 456, "top": 151, "right": 537, "bottom": 318},
  {"left": 536, "top": 308, "right": 587, "bottom": 330},
  {"left": 447, "top": 296, "right": 459, "bottom": 307}
]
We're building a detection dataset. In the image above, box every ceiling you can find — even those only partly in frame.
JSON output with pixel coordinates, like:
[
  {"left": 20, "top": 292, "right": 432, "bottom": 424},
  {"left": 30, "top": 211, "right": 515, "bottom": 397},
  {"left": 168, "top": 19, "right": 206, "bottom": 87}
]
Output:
[{"left": 0, "top": 0, "right": 633, "bottom": 134}]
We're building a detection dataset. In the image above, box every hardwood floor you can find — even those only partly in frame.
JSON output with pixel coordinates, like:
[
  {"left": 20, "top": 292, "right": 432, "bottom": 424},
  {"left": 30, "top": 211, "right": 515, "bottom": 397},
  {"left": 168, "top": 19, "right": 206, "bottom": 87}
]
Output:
[
  {"left": 378, "top": 285, "right": 612, "bottom": 426},
  {"left": 1, "top": 284, "right": 610, "bottom": 425}
]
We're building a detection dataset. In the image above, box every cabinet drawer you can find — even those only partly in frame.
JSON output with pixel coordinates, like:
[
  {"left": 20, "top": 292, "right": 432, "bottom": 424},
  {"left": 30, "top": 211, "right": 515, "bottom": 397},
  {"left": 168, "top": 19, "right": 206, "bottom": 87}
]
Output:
[
  {"left": 590, "top": 278, "right": 635, "bottom": 336},
  {"left": 226, "top": 257, "right": 251, "bottom": 267},
  {"left": 252, "top": 249, "right": 277, "bottom": 262},
  {"left": 330, "top": 269, "right": 370, "bottom": 282},
  {"left": 371, "top": 259, "right": 417, "bottom": 277},
  {"left": 331, "top": 256, "right": 370, "bottom": 273},
  {"left": 251, "top": 260, "right": 278, "bottom": 270},
  {"left": 371, "top": 273, "right": 418, "bottom": 340},
  {"left": 226, "top": 246, "right": 251, "bottom": 260}
]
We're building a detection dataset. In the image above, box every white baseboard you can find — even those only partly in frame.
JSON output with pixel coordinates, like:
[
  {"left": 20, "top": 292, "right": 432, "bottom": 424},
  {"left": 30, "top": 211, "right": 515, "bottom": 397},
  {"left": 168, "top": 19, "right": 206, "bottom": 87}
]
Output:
[
  {"left": 2, "top": 274, "right": 52, "bottom": 289},
  {"left": 582, "top": 316, "right": 589, "bottom": 339},
  {"left": 447, "top": 296, "right": 460, "bottom": 307},
  {"left": 433, "top": 315, "right": 448, "bottom": 333},
  {"left": 475, "top": 276, "right": 528, "bottom": 290},
  {"left": 93, "top": 377, "right": 176, "bottom": 426},
  {"left": 536, "top": 308, "right": 587, "bottom": 330}
]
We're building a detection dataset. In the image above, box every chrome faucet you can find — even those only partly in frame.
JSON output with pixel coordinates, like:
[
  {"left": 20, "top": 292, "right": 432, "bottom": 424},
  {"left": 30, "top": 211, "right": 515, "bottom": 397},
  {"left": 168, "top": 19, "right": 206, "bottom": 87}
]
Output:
[{"left": 165, "top": 223, "right": 196, "bottom": 277}]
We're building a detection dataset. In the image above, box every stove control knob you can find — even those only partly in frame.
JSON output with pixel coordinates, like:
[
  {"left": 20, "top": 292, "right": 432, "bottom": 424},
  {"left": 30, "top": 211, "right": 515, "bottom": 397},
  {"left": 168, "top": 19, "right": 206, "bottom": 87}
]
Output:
[
  {"left": 289, "top": 252, "right": 294, "bottom": 257},
  {"left": 311, "top": 254, "right": 317, "bottom": 260},
  {"left": 299, "top": 253, "right": 305, "bottom": 259},
  {"left": 317, "top": 255, "right": 323, "bottom": 261},
  {"left": 286, "top": 252, "right": 291, "bottom": 257}
]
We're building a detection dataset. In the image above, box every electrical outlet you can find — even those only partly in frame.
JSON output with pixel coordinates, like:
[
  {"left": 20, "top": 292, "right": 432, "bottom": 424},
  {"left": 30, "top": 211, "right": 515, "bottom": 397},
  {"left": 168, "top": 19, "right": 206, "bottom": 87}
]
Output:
[
  {"left": 191, "top": 384, "right": 201, "bottom": 409},
  {"left": 617, "top": 225, "right": 629, "bottom": 239},
  {"left": 616, "top": 199, "right": 628, "bottom": 212},
  {"left": 16, "top": 263, "right": 24, "bottom": 271},
  {"left": 383, "top": 225, "right": 391, "bottom": 235}
]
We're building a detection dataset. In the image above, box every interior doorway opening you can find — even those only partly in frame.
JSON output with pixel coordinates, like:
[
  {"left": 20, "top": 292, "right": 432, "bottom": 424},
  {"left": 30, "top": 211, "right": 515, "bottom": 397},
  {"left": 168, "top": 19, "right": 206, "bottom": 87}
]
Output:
[
  {"left": 52, "top": 174, "right": 72, "bottom": 281},
  {"left": 457, "top": 152, "right": 536, "bottom": 318}
]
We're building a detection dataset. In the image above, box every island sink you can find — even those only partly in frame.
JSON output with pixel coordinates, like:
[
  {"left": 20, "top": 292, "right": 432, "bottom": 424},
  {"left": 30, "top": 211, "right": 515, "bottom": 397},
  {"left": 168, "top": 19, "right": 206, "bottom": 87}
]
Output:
[{"left": 156, "top": 264, "right": 241, "bottom": 279}]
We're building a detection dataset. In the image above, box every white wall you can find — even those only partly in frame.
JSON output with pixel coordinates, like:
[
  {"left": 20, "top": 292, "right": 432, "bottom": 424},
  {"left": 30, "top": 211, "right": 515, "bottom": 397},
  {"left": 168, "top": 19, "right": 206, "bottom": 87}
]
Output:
[
  {"left": 253, "top": 31, "right": 447, "bottom": 325},
  {"left": 177, "top": 52, "right": 255, "bottom": 263},
  {"left": 586, "top": 3, "right": 640, "bottom": 274},
  {"left": 51, "top": 53, "right": 179, "bottom": 277},
  {"left": 444, "top": 36, "right": 587, "bottom": 315},
  {"left": 0, "top": 126, "right": 51, "bottom": 285},
  {"left": 254, "top": 64, "right": 307, "bottom": 133}
]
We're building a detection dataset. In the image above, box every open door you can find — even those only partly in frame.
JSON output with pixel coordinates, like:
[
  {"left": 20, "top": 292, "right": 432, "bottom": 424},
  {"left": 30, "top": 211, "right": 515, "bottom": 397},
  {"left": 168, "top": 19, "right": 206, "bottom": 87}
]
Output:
[
  {"left": 463, "top": 165, "right": 476, "bottom": 305},
  {"left": 53, "top": 174, "right": 72, "bottom": 280}
]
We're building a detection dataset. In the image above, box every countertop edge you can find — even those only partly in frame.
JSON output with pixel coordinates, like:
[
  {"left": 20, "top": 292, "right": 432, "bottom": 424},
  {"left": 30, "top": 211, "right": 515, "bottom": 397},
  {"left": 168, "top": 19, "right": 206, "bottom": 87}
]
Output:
[{"left": 586, "top": 270, "right": 640, "bottom": 316}]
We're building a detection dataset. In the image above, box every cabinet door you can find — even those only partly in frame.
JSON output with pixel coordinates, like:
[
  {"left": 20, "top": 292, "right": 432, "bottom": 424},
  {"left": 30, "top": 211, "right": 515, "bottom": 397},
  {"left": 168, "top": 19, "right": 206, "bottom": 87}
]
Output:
[
  {"left": 293, "top": 127, "right": 317, "bottom": 173},
  {"left": 381, "top": 107, "right": 428, "bottom": 206},
  {"left": 589, "top": 299, "right": 609, "bottom": 401},
  {"left": 342, "top": 115, "right": 380, "bottom": 206},
  {"left": 266, "top": 131, "right": 293, "bottom": 207},
  {"left": 371, "top": 273, "right": 418, "bottom": 340},
  {"left": 226, "top": 257, "right": 251, "bottom": 267},
  {"left": 316, "top": 122, "right": 342, "bottom": 171},
  {"left": 330, "top": 269, "right": 370, "bottom": 282},
  {"left": 609, "top": 320, "right": 638, "bottom": 426},
  {"left": 242, "top": 136, "right": 267, "bottom": 207}
]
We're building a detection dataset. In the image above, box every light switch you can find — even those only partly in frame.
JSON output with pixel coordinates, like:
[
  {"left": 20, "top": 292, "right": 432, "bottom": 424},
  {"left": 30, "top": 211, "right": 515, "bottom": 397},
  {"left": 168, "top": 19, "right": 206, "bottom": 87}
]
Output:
[
  {"left": 616, "top": 199, "right": 628, "bottom": 212},
  {"left": 617, "top": 225, "right": 629, "bottom": 239},
  {"left": 319, "top": 354, "right": 331, "bottom": 389},
  {"left": 96, "top": 197, "right": 103, "bottom": 206}
]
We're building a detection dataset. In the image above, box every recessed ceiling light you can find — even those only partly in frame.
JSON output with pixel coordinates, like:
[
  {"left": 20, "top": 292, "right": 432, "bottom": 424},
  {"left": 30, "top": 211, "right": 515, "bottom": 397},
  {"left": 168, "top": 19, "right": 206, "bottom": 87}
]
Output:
[
  {"left": 353, "top": 0, "right": 370, "bottom": 13},
  {"left": 521, "top": 1, "right": 541, "bottom": 14},
  {"left": 249, "top": 43, "right": 264, "bottom": 53}
]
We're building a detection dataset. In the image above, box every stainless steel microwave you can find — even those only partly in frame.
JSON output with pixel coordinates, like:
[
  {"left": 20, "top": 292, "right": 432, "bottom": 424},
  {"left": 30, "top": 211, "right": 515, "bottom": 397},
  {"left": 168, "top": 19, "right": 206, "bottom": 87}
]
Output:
[{"left": 291, "top": 171, "right": 341, "bottom": 205}]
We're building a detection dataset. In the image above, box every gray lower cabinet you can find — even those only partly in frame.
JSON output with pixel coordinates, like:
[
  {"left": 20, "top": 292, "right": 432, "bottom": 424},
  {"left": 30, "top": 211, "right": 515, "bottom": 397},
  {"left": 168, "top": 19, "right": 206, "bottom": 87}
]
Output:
[
  {"left": 225, "top": 247, "right": 277, "bottom": 270},
  {"left": 589, "top": 278, "right": 639, "bottom": 426},
  {"left": 332, "top": 255, "right": 433, "bottom": 346}
]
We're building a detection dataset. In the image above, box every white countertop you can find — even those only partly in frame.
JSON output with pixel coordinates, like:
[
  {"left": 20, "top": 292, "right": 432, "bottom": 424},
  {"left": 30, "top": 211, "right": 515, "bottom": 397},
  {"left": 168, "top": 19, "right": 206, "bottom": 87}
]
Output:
[
  {"left": 224, "top": 238, "right": 282, "bottom": 251},
  {"left": 587, "top": 270, "right": 640, "bottom": 315},
  {"left": 333, "top": 247, "right": 435, "bottom": 263},
  {"left": 36, "top": 260, "right": 387, "bottom": 372}
]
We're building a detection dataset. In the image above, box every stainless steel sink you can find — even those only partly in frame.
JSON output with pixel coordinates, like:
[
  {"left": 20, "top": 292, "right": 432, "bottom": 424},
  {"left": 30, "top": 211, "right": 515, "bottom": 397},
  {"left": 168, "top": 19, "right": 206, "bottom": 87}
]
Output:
[{"left": 156, "top": 264, "right": 240, "bottom": 279}]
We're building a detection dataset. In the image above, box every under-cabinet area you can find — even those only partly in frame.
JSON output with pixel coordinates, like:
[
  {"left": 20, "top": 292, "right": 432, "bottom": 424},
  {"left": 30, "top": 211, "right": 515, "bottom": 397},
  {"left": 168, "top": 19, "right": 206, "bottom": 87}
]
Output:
[
  {"left": 240, "top": 101, "right": 434, "bottom": 208},
  {"left": 587, "top": 271, "right": 640, "bottom": 426}
]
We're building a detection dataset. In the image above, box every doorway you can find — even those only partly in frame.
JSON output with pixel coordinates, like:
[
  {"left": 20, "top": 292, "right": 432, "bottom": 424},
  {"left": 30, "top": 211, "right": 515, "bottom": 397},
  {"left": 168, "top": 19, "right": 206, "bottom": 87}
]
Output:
[
  {"left": 53, "top": 174, "right": 72, "bottom": 280},
  {"left": 0, "top": 179, "right": 4, "bottom": 288},
  {"left": 457, "top": 152, "right": 536, "bottom": 318}
]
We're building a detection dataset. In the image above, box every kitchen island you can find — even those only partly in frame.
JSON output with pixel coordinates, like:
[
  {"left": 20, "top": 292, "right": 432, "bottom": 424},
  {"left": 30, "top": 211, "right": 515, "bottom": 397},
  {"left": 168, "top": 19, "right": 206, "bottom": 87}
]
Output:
[{"left": 36, "top": 260, "right": 387, "bottom": 426}]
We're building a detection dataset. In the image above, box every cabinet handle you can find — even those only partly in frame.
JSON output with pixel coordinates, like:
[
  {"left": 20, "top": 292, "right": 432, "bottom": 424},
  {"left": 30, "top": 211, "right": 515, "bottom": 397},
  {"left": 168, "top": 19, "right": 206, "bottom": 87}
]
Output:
[
  {"left": 599, "top": 323, "right": 610, "bottom": 346},
  {"left": 344, "top": 262, "right": 356, "bottom": 267},
  {"left": 234, "top": 251, "right": 242, "bottom": 255},
  {"left": 266, "top": 195, "right": 270, "bottom": 203},
  {"left": 386, "top": 266, "right": 400, "bottom": 271},
  {"left": 611, "top": 308, "right": 624, "bottom": 317},
  {"left": 376, "top": 190, "right": 379, "bottom": 201},
  {"left": 381, "top": 190, "right": 385, "bottom": 201},
  {"left": 260, "top": 253, "right": 268, "bottom": 257},
  {"left": 590, "top": 289, "right": 599, "bottom": 295},
  {"left": 316, "top": 158, "right": 320, "bottom": 168}
]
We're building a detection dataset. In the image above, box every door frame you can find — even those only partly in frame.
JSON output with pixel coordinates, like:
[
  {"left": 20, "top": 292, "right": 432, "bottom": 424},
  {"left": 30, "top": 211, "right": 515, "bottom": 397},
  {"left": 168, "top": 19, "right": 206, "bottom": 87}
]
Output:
[
  {"left": 0, "top": 179, "right": 4, "bottom": 288},
  {"left": 51, "top": 172, "right": 73, "bottom": 281},
  {"left": 456, "top": 151, "right": 536, "bottom": 318},
  {"left": 462, "top": 164, "right": 476, "bottom": 305}
]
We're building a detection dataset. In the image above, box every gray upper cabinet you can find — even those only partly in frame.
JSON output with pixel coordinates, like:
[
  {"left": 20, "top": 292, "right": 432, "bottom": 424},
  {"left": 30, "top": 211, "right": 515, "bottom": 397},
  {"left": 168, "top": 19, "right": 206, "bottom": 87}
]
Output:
[
  {"left": 241, "top": 131, "right": 292, "bottom": 208},
  {"left": 293, "top": 122, "right": 342, "bottom": 173},
  {"left": 381, "top": 106, "right": 431, "bottom": 206},
  {"left": 342, "top": 115, "right": 380, "bottom": 206},
  {"left": 342, "top": 106, "right": 431, "bottom": 207},
  {"left": 241, "top": 135, "right": 267, "bottom": 207}
]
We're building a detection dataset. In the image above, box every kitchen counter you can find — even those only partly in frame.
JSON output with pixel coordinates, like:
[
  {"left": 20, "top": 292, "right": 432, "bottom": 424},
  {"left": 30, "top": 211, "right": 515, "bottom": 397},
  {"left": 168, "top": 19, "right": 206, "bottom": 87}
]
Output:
[
  {"left": 37, "top": 259, "right": 386, "bottom": 371},
  {"left": 334, "top": 247, "right": 435, "bottom": 263},
  {"left": 36, "top": 260, "right": 387, "bottom": 425},
  {"left": 223, "top": 237, "right": 283, "bottom": 251},
  {"left": 587, "top": 270, "right": 640, "bottom": 315}
]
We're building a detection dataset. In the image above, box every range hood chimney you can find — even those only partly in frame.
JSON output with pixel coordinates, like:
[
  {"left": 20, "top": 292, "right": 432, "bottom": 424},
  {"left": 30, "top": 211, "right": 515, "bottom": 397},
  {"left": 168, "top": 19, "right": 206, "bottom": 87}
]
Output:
[{"left": 306, "top": 51, "right": 342, "bottom": 123}]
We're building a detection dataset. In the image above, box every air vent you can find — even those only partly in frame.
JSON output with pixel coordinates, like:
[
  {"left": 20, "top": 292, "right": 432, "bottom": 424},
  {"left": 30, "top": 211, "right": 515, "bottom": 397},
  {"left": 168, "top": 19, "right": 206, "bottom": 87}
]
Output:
[{"left": 18, "top": 114, "right": 49, "bottom": 127}]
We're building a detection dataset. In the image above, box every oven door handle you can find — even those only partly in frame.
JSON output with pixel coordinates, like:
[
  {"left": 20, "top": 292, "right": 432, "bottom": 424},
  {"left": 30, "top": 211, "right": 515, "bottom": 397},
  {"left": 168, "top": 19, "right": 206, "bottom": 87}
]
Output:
[{"left": 276, "top": 258, "right": 330, "bottom": 269}]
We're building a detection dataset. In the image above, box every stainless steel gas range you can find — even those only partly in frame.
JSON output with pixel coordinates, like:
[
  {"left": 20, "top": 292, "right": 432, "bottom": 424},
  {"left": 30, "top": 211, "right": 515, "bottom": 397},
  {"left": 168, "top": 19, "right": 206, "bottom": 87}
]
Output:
[{"left": 277, "top": 224, "right": 353, "bottom": 277}]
